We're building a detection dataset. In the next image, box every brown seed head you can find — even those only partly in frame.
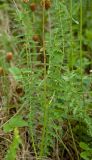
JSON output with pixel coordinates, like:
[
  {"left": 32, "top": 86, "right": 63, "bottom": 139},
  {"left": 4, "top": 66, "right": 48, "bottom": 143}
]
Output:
[
  {"left": 0, "top": 67, "right": 4, "bottom": 75},
  {"left": 41, "top": 0, "right": 51, "bottom": 10},
  {"left": 16, "top": 86, "right": 24, "bottom": 96},
  {"left": 6, "top": 52, "right": 13, "bottom": 61},
  {"left": 30, "top": 3, "right": 36, "bottom": 11},
  {"left": 32, "top": 35, "right": 39, "bottom": 42}
]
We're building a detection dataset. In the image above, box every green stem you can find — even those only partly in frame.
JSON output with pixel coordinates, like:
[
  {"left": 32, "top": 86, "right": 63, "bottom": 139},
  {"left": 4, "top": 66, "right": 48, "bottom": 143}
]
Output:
[
  {"left": 80, "top": 0, "right": 85, "bottom": 105},
  {"left": 70, "top": 0, "right": 73, "bottom": 70},
  {"left": 29, "top": 126, "right": 38, "bottom": 160},
  {"left": 40, "top": 2, "right": 48, "bottom": 158},
  {"left": 80, "top": 0, "right": 83, "bottom": 79}
]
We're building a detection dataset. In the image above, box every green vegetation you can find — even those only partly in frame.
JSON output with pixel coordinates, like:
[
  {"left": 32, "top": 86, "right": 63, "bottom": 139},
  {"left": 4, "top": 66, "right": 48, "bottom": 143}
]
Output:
[{"left": 0, "top": 0, "right": 92, "bottom": 159}]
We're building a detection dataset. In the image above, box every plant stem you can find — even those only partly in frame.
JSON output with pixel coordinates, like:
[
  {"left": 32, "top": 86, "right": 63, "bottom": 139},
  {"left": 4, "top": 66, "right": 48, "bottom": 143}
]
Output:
[
  {"left": 68, "top": 121, "right": 80, "bottom": 160},
  {"left": 70, "top": 0, "right": 73, "bottom": 70},
  {"left": 57, "top": 133, "right": 73, "bottom": 160},
  {"left": 80, "top": 0, "right": 85, "bottom": 105},
  {"left": 29, "top": 127, "right": 38, "bottom": 160},
  {"left": 80, "top": 0, "right": 83, "bottom": 79},
  {"left": 40, "top": 1, "right": 48, "bottom": 158}
]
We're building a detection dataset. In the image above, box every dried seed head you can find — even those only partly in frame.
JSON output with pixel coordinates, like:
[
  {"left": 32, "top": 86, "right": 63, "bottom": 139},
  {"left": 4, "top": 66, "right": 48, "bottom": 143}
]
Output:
[
  {"left": 0, "top": 67, "right": 4, "bottom": 75},
  {"left": 23, "top": 0, "right": 29, "bottom": 3},
  {"left": 32, "top": 35, "right": 39, "bottom": 42},
  {"left": 16, "top": 86, "right": 24, "bottom": 96},
  {"left": 41, "top": 0, "right": 51, "bottom": 10},
  {"left": 36, "top": 124, "right": 43, "bottom": 131},
  {"left": 6, "top": 52, "right": 13, "bottom": 61},
  {"left": 30, "top": 3, "right": 36, "bottom": 11}
]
